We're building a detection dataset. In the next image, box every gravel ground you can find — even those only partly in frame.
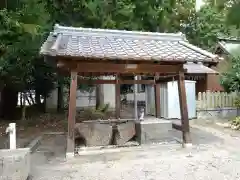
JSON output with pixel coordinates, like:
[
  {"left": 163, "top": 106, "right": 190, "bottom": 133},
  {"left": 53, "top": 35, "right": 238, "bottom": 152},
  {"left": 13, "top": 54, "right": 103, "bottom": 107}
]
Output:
[{"left": 30, "top": 125, "right": 240, "bottom": 180}]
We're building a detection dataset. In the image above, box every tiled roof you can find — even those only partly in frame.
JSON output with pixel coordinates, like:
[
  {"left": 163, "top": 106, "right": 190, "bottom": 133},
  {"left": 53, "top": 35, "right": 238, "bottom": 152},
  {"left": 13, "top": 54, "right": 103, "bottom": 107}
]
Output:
[
  {"left": 216, "top": 37, "right": 240, "bottom": 55},
  {"left": 40, "top": 24, "right": 219, "bottom": 63}
]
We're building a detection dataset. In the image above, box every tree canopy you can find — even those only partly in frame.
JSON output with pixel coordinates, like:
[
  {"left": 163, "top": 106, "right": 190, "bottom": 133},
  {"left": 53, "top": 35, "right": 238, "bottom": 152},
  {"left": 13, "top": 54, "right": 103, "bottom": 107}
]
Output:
[{"left": 0, "top": 0, "right": 56, "bottom": 95}]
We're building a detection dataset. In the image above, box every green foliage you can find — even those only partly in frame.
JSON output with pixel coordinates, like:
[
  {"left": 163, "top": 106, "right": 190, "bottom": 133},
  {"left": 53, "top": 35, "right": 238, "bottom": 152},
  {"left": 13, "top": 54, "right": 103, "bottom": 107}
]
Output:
[
  {"left": 0, "top": 0, "right": 55, "bottom": 96},
  {"left": 98, "top": 103, "right": 110, "bottom": 113},
  {"left": 185, "top": 5, "right": 229, "bottom": 51},
  {"left": 231, "top": 116, "right": 240, "bottom": 130},
  {"left": 226, "top": 0, "right": 240, "bottom": 28},
  {"left": 45, "top": 0, "right": 195, "bottom": 32},
  {"left": 221, "top": 55, "right": 240, "bottom": 93},
  {"left": 185, "top": 0, "right": 240, "bottom": 50},
  {"left": 80, "top": 104, "right": 110, "bottom": 120},
  {"left": 234, "top": 96, "right": 240, "bottom": 108}
]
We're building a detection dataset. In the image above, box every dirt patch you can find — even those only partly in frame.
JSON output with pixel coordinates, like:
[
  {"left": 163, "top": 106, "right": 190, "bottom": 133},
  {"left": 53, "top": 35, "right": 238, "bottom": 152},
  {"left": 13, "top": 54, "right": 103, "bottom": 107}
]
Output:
[{"left": 0, "top": 112, "right": 67, "bottom": 149}]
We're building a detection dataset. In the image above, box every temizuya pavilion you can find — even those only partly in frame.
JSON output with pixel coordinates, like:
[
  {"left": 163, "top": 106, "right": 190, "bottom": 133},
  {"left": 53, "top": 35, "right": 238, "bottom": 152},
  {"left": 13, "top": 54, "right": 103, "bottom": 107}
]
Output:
[{"left": 40, "top": 24, "right": 220, "bottom": 157}]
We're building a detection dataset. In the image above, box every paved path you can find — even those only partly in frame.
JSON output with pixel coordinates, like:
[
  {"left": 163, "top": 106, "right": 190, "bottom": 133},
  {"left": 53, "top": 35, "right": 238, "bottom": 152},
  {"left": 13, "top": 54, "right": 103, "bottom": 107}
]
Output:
[{"left": 30, "top": 125, "right": 240, "bottom": 180}]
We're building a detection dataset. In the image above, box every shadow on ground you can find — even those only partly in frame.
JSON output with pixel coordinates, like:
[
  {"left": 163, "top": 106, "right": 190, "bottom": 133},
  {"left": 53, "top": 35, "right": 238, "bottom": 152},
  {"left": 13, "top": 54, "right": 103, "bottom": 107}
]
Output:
[
  {"left": 30, "top": 125, "right": 223, "bottom": 167},
  {"left": 172, "top": 127, "right": 223, "bottom": 145}
]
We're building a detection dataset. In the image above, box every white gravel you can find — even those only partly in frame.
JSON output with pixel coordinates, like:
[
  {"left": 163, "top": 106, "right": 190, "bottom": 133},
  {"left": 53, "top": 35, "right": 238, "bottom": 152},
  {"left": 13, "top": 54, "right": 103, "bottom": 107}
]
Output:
[{"left": 31, "top": 125, "right": 240, "bottom": 180}]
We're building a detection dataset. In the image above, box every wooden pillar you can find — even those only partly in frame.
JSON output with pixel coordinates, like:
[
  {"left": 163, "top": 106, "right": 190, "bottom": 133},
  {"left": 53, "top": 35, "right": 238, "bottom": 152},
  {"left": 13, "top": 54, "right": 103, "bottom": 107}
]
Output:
[
  {"left": 177, "top": 71, "right": 191, "bottom": 145},
  {"left": 134, "top": 76, "right": 138, "bottom": 120},
  {"left": 115, "top": 75, "right": 121, "bottom": 119},
  {"left": 154, "top": 83, "right": 161, "bottom": 118},
  {"left": 66, "top": 71, "right": 78, "bottom": 158}
]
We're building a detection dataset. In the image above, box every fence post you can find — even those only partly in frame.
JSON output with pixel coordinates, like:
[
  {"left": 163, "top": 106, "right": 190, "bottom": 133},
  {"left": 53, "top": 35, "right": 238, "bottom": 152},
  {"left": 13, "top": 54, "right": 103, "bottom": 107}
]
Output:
[{"left": 206, "top": 90, "right": 211, "bottom": 109}]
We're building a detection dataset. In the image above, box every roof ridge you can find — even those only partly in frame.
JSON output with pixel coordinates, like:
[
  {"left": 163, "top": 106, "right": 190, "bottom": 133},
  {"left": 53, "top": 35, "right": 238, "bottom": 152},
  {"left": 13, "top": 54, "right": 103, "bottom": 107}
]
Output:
[
  {"left": 53, "top": 24, "right": 186, "bottom": 41},
  {"left": 179, "top": 41, "right": 218, "bottom": 60},
  {"left": 218, "top": 36, "right": 240, "bottom": 42}
]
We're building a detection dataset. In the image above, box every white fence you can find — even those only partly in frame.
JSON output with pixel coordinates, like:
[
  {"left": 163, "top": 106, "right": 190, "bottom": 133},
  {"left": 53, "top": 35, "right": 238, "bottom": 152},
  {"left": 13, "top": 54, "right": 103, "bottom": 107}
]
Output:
[
  {"left": 197, "top": 91, "right": 237, "bottom": 109},
  {"left": 196, "top": 91, "right": 238, "bottom": 119}
]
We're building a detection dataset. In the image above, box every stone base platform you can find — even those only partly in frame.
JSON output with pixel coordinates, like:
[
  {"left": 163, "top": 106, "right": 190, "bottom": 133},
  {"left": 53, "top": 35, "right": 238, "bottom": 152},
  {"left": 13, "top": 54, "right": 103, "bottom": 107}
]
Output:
[
  {"left": 0, "top": 148, "right": 30, "bottom": 180},
  {"left": 135, "top": 118, "right": 173, "bottom": 144},
  {"left": 75, "top": 120, "right": 136, "bottom": 147}
]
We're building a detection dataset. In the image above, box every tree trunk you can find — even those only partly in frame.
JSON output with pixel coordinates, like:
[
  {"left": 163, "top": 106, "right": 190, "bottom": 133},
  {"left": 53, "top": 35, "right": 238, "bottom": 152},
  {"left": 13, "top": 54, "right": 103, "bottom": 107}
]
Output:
[
  {"left": 21, "top": 93, "right": 26, "bottom": 121},
  {"left": 96, "top": 84, "right": 104, "bottom": 110},
  {"left": 35, "top": 89, "right": 45, "bottom": 111},
  {"left": 29, "top": 91, "right": 35, "bottom": 105},
  {"left": 0, "top": 86, "right": 18, "bottom": 120},
  {"left": 20, "top": 92, "right": 23, "bottom": 107},
  {"left": 43, "top": 94, "right": 47, "bottom": 113}
]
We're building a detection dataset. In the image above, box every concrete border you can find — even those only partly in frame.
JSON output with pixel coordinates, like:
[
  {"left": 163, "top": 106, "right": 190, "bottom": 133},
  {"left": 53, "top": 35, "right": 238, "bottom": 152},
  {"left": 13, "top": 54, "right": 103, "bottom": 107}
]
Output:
[
  {"left": 77, "top": 142, "right": 181, "bottom": 156},
  {"left": 25, "top": 132, "right": 66, "bottom": 153},
  {"left": 44, "top": 132, "right": 65, "bottom": 135}
]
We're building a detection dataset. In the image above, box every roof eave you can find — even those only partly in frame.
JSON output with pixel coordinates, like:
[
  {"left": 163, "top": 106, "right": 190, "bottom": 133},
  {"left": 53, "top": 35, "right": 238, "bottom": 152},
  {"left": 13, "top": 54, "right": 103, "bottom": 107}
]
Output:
[{"left": 179, "top": 41, "right": 219, "bottom": 62}]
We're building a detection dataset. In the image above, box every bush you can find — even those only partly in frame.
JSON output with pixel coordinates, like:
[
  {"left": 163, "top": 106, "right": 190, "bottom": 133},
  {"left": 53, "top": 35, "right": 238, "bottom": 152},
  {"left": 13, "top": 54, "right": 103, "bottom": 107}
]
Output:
[
  {"left": 79, "top": 104, "right": 110, "bottom": 121},
  {"left": 234, "top": 96, "right": 240, "bottom": 108},
  {"left": 80, "top": 108, "right": 105, "bottom": 120},
  {"left": 231, "top": 116, "right": 240, "bottom": 130},
  {"left": 98, "top": 103, "right": 110, "bottom": 113}
]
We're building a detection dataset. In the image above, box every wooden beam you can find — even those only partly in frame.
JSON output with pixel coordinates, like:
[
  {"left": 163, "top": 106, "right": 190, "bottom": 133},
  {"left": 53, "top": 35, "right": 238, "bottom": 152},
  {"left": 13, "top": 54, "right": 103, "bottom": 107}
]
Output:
[
  {"left": 156, "top": 75, "right": 179, "bottom": 83},
  {"left": 115, "top": 75, "right": 121, "bottom": 119},
  {"left": 57, "top": 56, "right": 192, "bottom": 65},
  {"left": 66, "top": 71, "right": 78, "bottom": 157},
  {"left": 77, "top": 79, "right": 155, "bottom": 84},
  {"left": 58, "top": 60, "right": 183, "bottom": 74},
  {"left": 154, "top": 83, "right": 161, "bottom": 118},
  {"left": 177, "top": 71, "right": 191, "bottom": 145}
]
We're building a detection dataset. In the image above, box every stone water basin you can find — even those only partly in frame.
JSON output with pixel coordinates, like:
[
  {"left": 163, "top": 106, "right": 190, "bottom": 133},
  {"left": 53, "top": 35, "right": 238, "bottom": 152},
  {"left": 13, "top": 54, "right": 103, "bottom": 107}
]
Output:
[
  {"left": 0, "top": 148, "right": 30, "bottom": 180},
  {"left": 75, "top": 119, "right": 136, "bottom": 146}
]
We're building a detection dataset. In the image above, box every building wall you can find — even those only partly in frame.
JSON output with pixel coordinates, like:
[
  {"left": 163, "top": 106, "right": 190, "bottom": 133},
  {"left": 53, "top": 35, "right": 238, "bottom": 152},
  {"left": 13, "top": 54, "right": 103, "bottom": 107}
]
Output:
[
  {"left": 195, "top": 74, "right": 224, "bottom": 93},
  {"left": 195, "top": 77, "right": 207, "bottom": 95},
  {"left": 45, "top": 88, "right": 58, "bottom": 111},
  {"left": 207, "top": 50, "right": 231, "bottom": 92},
  {"left": 46, "top": 83, "right": 116, "bottom": 111},
  {"left": 206, "top": 74, "right": 224, "bottom": 92}
]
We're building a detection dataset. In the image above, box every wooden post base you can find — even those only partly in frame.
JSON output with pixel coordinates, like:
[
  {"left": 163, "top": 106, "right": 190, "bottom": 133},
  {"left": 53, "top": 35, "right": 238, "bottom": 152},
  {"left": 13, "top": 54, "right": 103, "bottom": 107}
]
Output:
[
  {"left": 66, "top": 152, "right": 75, "bottom": 159},
  {"left": 182, "top": 143, "right": 193, "bottom": 148}
]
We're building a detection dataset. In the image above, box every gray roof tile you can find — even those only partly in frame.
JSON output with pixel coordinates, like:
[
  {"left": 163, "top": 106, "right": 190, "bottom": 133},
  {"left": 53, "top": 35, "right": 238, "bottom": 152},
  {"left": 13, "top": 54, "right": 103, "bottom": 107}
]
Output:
[{"left": 40, "top": 24, "right": 219, "bottom": 63}]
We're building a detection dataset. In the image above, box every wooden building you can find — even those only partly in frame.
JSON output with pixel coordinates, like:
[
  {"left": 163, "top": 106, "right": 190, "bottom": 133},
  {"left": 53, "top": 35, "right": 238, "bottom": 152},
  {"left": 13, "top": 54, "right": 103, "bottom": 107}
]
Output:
[
  {"left": 40, "top": 24, "right": 220, "bottom": 157},
  {"left": 209, "top": 37, "right": 240, "bottom": 92}
]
